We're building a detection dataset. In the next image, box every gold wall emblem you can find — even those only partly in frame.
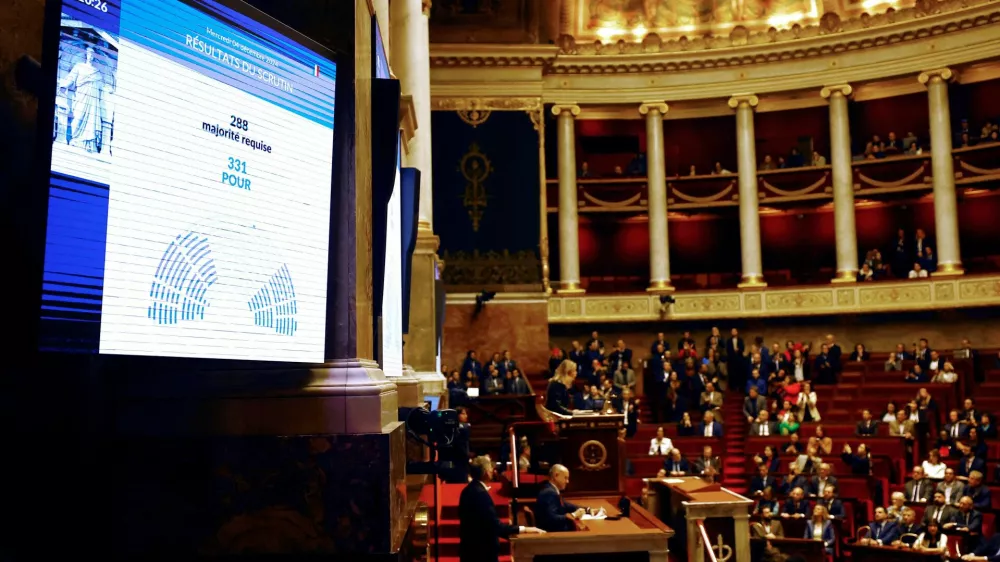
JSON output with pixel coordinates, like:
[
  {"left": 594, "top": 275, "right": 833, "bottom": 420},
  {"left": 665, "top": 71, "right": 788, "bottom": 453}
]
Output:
[
  {"left": 578, "top": 440, "right": 609, "bottom": 471},
  {"left": 459, "top": 142, "right": 492, "bottom": 231}
]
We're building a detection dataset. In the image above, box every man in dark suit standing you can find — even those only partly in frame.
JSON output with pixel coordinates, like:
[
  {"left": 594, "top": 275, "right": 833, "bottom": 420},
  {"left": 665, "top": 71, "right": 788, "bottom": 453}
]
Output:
[
  {"left": 727, "top": 328, "right": 746, "bottom": 389},
  {"left": 856, "top": 409, "right": 879, "bottom": 436},
  {"left": 535, "top": 464, "right": 597, "bottom": 532},
  {"left": 459, "top": 456, "right": 544, "bottom": 562}
]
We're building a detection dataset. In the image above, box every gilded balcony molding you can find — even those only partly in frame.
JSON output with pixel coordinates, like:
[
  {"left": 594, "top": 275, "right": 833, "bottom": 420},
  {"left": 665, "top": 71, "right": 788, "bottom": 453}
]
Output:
[
  {"left": 430, "top": 97, "right": 542, "bottom": 111},
  {"left": 546, "top": 275, "right": 1000, "bottom": 323}
]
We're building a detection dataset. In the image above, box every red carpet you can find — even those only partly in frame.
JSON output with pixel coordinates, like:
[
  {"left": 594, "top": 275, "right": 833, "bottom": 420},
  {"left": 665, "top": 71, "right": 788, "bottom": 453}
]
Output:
[{"left": 721, "top": 394, "right": 750, "bottom": 494}]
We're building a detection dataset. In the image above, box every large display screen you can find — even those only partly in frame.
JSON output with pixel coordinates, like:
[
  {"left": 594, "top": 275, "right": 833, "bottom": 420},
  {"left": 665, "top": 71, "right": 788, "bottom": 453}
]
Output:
[
  {"left": 39, "top": 0, "right": 337, "bottom": 363},
  {"left": 371, "top": 19, "right": 402, "bottom": 378}
]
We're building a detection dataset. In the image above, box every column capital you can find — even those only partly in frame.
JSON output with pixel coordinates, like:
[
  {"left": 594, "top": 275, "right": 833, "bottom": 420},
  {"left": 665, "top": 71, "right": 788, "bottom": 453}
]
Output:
[
  {"left": 727, "top": 94, "right": 759, "bottom": 109},
  {"left": 551, "top": 104, "right": 581, "bottom": 116},
  {"left": 422, "top": 0, "right": 432, "bottom": 16},
  {"left": 639, "top": 101, "right": 669, "bottom": 116},
  {"left": 820, "top": 84, "right": 853, "bottom": 99},
  {"left": 919, "top": 68, "right": 956, "bottom": 85}
]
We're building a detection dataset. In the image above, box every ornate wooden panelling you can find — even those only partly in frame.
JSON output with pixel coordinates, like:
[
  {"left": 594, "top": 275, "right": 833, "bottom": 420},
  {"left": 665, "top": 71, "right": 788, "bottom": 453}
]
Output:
[{"left": 546, "top": 274, "right": 1000, "bottom": 323}]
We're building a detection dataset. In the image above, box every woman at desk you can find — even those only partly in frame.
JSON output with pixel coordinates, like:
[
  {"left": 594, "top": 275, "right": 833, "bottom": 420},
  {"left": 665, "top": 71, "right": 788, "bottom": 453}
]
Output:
[
  {"left": 915, "top": 520, "right": 948, "bottom": 557},
  {"left": 804, "top": 504, "right": 836, "bottom": 554},
  {"left": 545, "top": 361, "right": 575, "bottom": 416}
]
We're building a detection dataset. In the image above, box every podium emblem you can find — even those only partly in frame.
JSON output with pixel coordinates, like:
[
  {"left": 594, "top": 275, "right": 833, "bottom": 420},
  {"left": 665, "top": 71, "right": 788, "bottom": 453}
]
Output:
[
  {"left": 712, "top": 534, "right": 733, "bottom": 562},
  {"left": 578, "top": 440, "right": 609, "bottom": 470}
]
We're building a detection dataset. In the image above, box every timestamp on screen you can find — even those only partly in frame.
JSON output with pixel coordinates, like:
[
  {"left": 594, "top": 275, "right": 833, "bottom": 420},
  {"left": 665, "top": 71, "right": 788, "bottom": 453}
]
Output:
[
  {"left": 222, "top": 157, "right": 251, "bottom": 190},
  {"left": 75, "top": 0, "right": 109, "bottom": 12}
]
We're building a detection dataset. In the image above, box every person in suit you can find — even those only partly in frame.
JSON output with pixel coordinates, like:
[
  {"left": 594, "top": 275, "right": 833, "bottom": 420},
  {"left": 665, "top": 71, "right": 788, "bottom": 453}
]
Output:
[
  {"left": 810, "top": 464, "right": 838, "bottom": 497},
  {"left": 860, "top": 506, "right": 900, "bottom": 546},
  {"left": 458, "top": 456, "right": 544, "bottom": 562},
  {"left": 957, "top": 453, "right": 987, "bottom": 481},
  {"left": 804, "top": 505, "right": 836, "bottom": 554},
  {"left": 962, "top": 530, "right": 1000, "bottom": 561},
  {"left": 752, "top": 506, "right": 785, "bottom": 539},
  {"left": 964, "top": 471, "right": 992, "bottom": 511},
  {"left": 923, "top": 491, "right": 959, "bottom": 527},
  {"left": 727, "top": 328, "right": 746, "bottom": 389},
  {"left": 818, "top": 486, "right": 845, "bottom": 519},
  {"left": 461, "top": 350, "right": 483, "bottom": 384},
  {"left": 693, "top": 445, "right": 722, "bottom": 477},
  {"left": 699, "top": 411, "right": 724, "bottom": 437},
  {"left": 781, "top": 487, "right": 810, "bottom": 518},
  {"left": 744, "top": 387, "right": 767, "bottom": 423},
  {"left": 651, "top": 332, "right": 670, "bottom": 354},
  {"left": 905, "top": 466, "right": 934, "bottom": 503},
  {"left": 535, "top": 465, "right": 595, "bottom": 532},
  {"left": 700, "top": 383, "right": 723, "bottom": 414},
  {"left": 607, "top": 340, "right": 632, "bottom": 374},
  {"left": 660, "top": 448, "right": 691, "bottom": 477},
  {"left": 856, "top": 409, "right": 879, "bottom": 436},
  {"left": 889, "top": 410, "right": 915, "bottom": 439},
  {"left": 498, "top": 350, "right": 518, "bottom": 377},
  {"left": 944, "top": 496, "right": 983, "bottom": 548},
  {"left": 780, "top": 463, "right": 811, "bottom": 495},
  {"left": 892, "top": 508, "right": 923, "bottom": 547},
  {"left": 938, "top": 468, "right": 966, "bottom": 505},
  {"left": 750, "top": 464, "right": 777, "bottom": 496},
  {"left": 750, "top": 410, "right": 778, "bottom": 437},
  {"left": 824, "top": 334, "right": 842, "bottom": 376}
]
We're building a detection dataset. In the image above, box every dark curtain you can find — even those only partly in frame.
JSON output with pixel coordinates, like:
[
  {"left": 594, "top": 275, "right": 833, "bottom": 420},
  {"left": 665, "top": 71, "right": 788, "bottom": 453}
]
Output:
[{"left": 431, "top": 110, "right": 540, "bottom": 254}]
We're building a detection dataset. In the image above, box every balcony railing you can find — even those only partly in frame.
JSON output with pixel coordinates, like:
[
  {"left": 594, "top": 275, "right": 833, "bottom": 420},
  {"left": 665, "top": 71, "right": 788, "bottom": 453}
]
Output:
[{"left": 545, "top": 142, "right": 1000, "bottom": 213}]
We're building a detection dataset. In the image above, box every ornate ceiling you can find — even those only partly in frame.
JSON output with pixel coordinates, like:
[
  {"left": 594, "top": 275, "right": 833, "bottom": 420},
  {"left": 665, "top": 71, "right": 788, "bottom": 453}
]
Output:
[{"left": 427, "top": 0, "right": 919, "bottom": 44}]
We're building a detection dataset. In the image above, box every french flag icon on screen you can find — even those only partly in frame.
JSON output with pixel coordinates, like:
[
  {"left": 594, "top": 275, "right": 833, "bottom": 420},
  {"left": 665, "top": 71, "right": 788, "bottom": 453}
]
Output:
[{"left": 314, "top": 65, "right": 320, "bottom": 77}]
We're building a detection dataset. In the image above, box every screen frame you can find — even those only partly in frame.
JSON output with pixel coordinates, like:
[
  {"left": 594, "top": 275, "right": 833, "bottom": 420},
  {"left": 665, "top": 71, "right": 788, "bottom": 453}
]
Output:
[{"left": 27, "top": 0, "right": 345, "bottom": 373}]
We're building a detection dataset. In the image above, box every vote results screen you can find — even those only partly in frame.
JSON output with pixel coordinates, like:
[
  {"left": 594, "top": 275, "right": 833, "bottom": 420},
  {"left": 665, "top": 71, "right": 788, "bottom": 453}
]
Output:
[{"left": 40, "top": 0, "right": 337, "bottom": 362}]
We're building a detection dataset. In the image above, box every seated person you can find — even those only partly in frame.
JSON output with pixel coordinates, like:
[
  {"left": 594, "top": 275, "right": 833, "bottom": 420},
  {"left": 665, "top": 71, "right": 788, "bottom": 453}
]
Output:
[
  {"left": 780, "top": 462, "right": 811, "bottom": 495},
  {"left": 818, "top": 485, "right": 845, "bottom": 519},
  {"left": 906, "top": 465, "right": 935, "bottom": 503},
  {"left": 535, "top": 465, "right": 596, "bottom": 532},
  {"left": 810, "top": 463, "right": 838, "bottom": 497},
  {"left": 752, "top": 506, "right": 785, "bottom": 539},
  {"left": 693, "top": 445, "right": 722, "bottom": 477},
  {"left": 805, "top": 505, "right": 836, "bottom": 554},
  {"left": 904, "top": 364, "right": 928, "bottom": 384},
  {"left": 677, "top": 411, "right": 696, "bottom": 436},
  {"left": 916, "top": 520, "right": 948, "bottom": 556},
  {"left": 922, "top": 449, "right": 947, "bottom": 480},
  {"left": 944, "top": 496, "right": 983, "bottom": 547},
  {"left": 909, "top": 262, "right": 929, "bottom": 278},
  {"left": 659, "top": 448, "right": 690, "bottom": 477},
  {"left": 886, "top": 491, "right": 908, "bottom": 521},
  {"left": 780, "top": 487, "right": 810, "bottom": 518},
  {"left": 859, "top": 506, "right": 900, "bottom": 546},
  {"left": 750, "top": 410, "right": 778, "bottom": 437},
  {"left": 700, "top": 382, "right": 723, "bottom": 414},
  {"left": 923, "top": 490, "right": 958, "bottom": 527},
  {"left": 892, "top": 508, "right": 923, "bottom": 547},
  {"left": 754, "top": 487, "right": 780, "bottom": 516},
  {"left": 750, "top": 464, "right": 776, "bottom": 496},
  {"left": 581, "top": 385, "right": 606, "bottom": 411},
  {"left": 939, "top": 467, "right": 966, "bottom": 505},
  {"left": 964, "top": 471, "right": 992, "bottom": 511},
  {"left": 963, "top": 531, "right": 1000, "bottom": 562}
]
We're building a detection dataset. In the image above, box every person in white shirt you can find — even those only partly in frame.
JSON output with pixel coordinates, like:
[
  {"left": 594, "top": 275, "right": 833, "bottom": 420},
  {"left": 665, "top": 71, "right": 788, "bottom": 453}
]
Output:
[
  {"left": 649, "top": 427, "right": 673, "bottom": 456},
  {"left": 932, "top": 362, "right": 958, "bottom": 384},
  {"left": 797, "top": 381, "right": 822, "bottom": 422},
  {"left": 922, "top": 449, "right": 946, "bottom": 480},
  {"left": 909, "top": 263, "right": 928, "bottom": 278}
]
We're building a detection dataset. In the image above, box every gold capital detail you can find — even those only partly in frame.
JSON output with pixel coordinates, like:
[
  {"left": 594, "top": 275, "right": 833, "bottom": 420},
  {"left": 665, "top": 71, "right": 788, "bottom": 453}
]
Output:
[
  {"left": 820, "top": 84, "right": 853, "bottom": 99},
  {"left": 421, "top": 0, "right": 431, "bottom": 16},
  {"left": 727, "top": 94, "right": 759, "bottom": 109},
  {"left": 639, "top": 102, "right": 669, "bottom": 116},
  {"left": 551, "top": 104, "right": 581, "bottom": 117},
  {"left": 459, "top": 143, "right": 492, "bottom": 231},
  {"left": 918, "top": 68, "right": 955, "bottom": 85}
]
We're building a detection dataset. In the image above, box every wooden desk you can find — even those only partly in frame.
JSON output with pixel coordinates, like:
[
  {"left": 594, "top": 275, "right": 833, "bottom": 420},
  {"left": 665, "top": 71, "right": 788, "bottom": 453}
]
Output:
[
  {"left": 850, "top": 543, "right": 944, "bottom": 562},
  {"left": 510, "top": 498, "right": 673, "bottom": 562},
  {"left": 750, "top": 537, "right": 825, "bottom": 562}
]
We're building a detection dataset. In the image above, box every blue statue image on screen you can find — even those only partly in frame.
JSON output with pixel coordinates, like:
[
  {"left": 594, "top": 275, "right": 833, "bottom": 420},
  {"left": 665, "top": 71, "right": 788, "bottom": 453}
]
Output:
[
  {"left": 248, "top": 264, "right": 298, "bottom": 337},
  {"left": 148, "top": 232, "right": 218, "bottom": 325}
]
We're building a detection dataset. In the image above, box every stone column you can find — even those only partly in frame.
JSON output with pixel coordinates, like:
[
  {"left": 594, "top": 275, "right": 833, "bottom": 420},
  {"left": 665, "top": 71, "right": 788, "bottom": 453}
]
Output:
[
  {"left": 727, "top": 95, "right": 766, "bottom": 288},
  {"left": 640, "top": 101, "right": 674, "bottom": 293},
  {"left": 919, "top": 68, "right": 964, "bottom": 276},
  {"left": 391, "top": 0, "right": 446, "bottom": 395},
  {"left": 822, "top": 84, "right": 859, "bottom": 283},
  {"left": 552, "top": 104, "right": 585, "bottom": 294}
]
